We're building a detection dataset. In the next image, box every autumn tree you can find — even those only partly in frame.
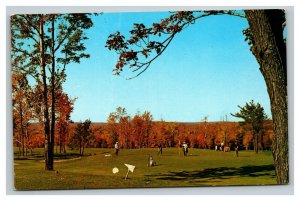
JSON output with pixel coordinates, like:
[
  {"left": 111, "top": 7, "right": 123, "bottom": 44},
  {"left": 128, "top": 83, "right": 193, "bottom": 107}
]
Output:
[
  {"left": 201, "top": 116, "right": 209, "bottom": 149},
  {"left": 105, "top": 10, "right": 288, "bottom": 184},
  {"left": 206, "top": 123, "right": 218, "bottom": 149},
  {"left": 91, "top": 125, "right": 109, "bottom": 148},
  {"left": 69, "top": 119, "right": 93, "bottom": 156},
  {"left": 131, "top": 113, "right": 144, "bottom": 148},
  {"left": 153, "top": 119, "right": 168, "bottom": 147},
  {"left": 165, "top": 122, "right": 178, "bottom": 148},
  {"left": 231, "top": 100, "right": 268, "bottom": 154},
  {"left": 119, "top": 115, "right": 131, "bottom": 149},
  {"left": 131, "top": 111, "right": 153, "bottom": 148},
  {"left": 11, "top": 14, "right": 94, "bottom": 170},
  {"left": 12, "top": 73, "right": 34, "bottom": 156},
  {"left": 27, "top": 123, "right": 45, "bottom": 150},
  {"left": 55, "top": 90, "right": 75, "bottom": 153},
  {"left": 107, "top": 107, "right": 131, "bottom": 148},
  {"left": 142, "top": 111, "right": 153, "bottom": 148},
  {"left": 150, "top": 121, "right": 165, "bottom": 147},
  {"left": 107, "top": 113, "right": 119, "bottom": 147}
]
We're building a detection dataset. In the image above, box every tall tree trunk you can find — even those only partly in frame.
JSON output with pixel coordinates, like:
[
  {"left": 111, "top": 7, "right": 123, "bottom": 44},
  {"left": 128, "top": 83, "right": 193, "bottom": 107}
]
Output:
[
  {"left": 260, "top": 131, "right": 265, "bottom": 151},
  {"left": 19, "top": 102, "right": 24, "bottom": 156},
  {"left": 79, "top": 141, "right": 82, "bottom": 155},
  {"left": 50, "top": 15, "right": 56, "bottom": 162},
  {"left": 245, "top": 10, "right": 288, "bottom": 184},
  {"left": 25, "top": 124, "right": 29, "bottom": 156},
  {"left": 59, "top": 126, "right": 62, "bottom": 153},
  {"left": 254, "top": 132, "right": 258, "bottom": 154},
  {"left": 39, "top": 15, "right": 53, "bottom": 171}
]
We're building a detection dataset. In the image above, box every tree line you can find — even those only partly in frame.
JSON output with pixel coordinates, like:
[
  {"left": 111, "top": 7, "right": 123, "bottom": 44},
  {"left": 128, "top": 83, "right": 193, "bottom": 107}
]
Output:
[{"left": 14, "top": 105, "right": 273, "bottom": 156}]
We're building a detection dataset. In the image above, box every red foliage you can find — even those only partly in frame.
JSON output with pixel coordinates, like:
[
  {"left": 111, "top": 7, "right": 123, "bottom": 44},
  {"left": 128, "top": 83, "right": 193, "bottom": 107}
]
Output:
[{"left": 21, "top": 118, "right": 274, "bottom": 151}]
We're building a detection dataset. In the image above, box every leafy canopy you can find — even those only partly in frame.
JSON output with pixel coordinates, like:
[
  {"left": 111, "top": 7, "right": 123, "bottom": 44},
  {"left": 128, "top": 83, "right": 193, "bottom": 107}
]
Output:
[
  {"left": 231, "top": 100, "right": 268, "bottom": 133},
  {"left": 105, "top": 10, "right": 245, "bottom": 79},
  {"left": 11, "top": 13, "right": 94, "bottom": 84}
]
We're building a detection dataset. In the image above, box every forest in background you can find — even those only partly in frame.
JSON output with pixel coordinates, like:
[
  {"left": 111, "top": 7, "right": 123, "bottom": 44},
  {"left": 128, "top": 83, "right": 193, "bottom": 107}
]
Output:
[{"left": 13, "top": 114, "right": 274, "bottom": 156}]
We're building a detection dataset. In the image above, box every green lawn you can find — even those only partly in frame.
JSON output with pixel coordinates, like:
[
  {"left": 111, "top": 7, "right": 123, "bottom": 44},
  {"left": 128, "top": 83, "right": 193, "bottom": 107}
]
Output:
[{"left": 14, "top": 148, "right": 277, "bottom": 190}]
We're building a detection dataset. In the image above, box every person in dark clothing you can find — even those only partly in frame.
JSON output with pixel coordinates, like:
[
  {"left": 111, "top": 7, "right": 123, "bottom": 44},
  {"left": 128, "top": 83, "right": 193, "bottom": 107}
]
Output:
[
  {"left": 235, "top": 145, "right": 239, "bottom": 157},
  {"left": 158, "top": 143, "right": 163, "bottom": 155}
]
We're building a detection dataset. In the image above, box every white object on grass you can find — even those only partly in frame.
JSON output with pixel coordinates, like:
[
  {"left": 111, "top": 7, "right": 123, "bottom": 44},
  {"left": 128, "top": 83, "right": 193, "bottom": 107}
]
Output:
[
  {"left": 104, "top": 154, "right": 112, "bottom": 157},
  {"left": 112, "top": 167, "right": 119, "bottom": 174},
  {"left": 124, "top": 163, "right": 135, "bottom": 180}
]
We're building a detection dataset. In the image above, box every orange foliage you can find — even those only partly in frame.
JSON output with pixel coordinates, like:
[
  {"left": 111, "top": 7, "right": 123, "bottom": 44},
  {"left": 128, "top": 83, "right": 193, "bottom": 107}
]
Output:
[{"left": 20, "top": 119, "right": 274, "bottom": 151}]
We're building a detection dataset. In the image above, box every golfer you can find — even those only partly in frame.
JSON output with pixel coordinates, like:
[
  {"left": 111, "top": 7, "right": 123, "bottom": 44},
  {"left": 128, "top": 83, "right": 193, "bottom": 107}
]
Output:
[
  {"left": 235, "top": 145, "right": 239, "bottom": 157},
  {"left": 115, "top": 142, "right": 119, "bottom": 156},
  {"left": 158, "top": 143, "right": 163, "bottom": 155},
  {"left": 182, "top": 142, "right": 188, "bottom": 156}
]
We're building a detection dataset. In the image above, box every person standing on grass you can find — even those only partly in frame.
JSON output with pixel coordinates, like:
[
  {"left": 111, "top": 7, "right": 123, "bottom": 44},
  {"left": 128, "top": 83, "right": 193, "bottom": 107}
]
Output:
[
  {"left": 182, "top": 142, "right": 188, "bottom": 156},
  {"left": 115, "top": 142, "right": 119, "bottom": 156},
  {"left": 158, "top": 143, "right": 163, "bottom": 155},
  {"left": 185, "top": 143, "right": 188, "bottom": 156},
  {"left": 235, "top": 144, "right": 239, "bottom": 157}
]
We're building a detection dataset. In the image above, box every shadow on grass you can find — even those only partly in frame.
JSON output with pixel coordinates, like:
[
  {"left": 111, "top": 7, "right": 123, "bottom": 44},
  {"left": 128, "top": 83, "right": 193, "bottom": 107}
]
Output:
[
  {"left": 14, "top": 153, "right": 82, "bottom": 161},
  {"left": 145, "top": 165, "right": 275, "bottom": 181}
]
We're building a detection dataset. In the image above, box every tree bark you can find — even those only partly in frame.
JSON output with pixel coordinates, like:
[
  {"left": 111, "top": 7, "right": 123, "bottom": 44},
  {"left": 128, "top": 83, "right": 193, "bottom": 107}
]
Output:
[
  {"left": 59, "top": 123, "right": 62, "bottom": 153},
  {"left": 39, "top": 15, "right": 53, "bottom": 171},
  {"left": 245, "top": 10, "right": 288, "bottom": 184},
  {"left": 254, "top": 132, "right": 258, "bottom": 154},
  {"left": 19, "top": 101, "right": 25, "bottom": 156},
  {"left": 50, "top": 16, "right": 56, "bottom": 159}
]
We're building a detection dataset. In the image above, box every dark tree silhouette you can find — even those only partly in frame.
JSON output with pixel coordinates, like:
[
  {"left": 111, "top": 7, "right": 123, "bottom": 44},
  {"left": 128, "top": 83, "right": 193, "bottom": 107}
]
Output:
[
  {"left": 231, "top": 100, "right": 268, "bottom": 154},
  {"left": 69, "top": 119, "right": 93, "bottom": 156}
]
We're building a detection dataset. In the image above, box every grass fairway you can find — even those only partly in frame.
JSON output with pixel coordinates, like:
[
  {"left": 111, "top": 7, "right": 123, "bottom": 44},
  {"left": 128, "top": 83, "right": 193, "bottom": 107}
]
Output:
[{"left": 14, "top": 148, "right": 277, "bottom": 190}]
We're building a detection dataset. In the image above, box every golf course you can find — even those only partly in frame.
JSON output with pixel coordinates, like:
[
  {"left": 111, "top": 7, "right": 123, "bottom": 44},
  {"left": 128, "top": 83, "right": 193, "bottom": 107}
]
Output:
[{"left": 14, "top": 148, "right": 277, "bottom": 190}]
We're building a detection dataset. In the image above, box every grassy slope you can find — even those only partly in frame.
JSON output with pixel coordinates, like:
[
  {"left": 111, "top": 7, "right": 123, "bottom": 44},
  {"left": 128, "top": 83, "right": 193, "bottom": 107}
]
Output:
[{"left": 14, "top": 148, "right": 276, "bottom": 190}]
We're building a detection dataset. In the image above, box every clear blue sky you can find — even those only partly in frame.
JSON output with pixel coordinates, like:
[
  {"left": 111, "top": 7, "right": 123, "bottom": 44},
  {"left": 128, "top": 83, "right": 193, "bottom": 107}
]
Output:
[{"left": 62, "top": 11, "right": 271, "bottom": 122}]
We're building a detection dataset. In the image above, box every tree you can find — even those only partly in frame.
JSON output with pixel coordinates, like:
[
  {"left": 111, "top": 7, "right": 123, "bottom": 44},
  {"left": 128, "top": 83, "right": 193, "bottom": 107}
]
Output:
[
  {"left": 220, "top": 115, "right": 230, "bottom": 147},
  {"left": 201, "top": 116, "right": 209, "bottom": 149},
  {"left": 107, "top": 107, "right": 130, "bottom": 148},
  {"left": 231, "top": 100, "right": 268, "bottom": 154},
  {"left": 12, "top": 73, "right": 35, "bottom": 156},
  {"left": 105, "top": 10, "right": 288, "bottom": 184},
  {"left": 131, "top": 111, "right": 153, "bottom": 148},
  {"left": 131, "top": 113, "right": 144, "bottom": 148},
  {"left": 244, "top": 10, "right": 288, "bottom": 184},
  {"left": 11, "top": 14, "right": 94, "bottom": 170},
  {"left": 142, "top": 111, "right": 153, "bottom": 148},
  {"left": 165, "top": 122, "right": 177, "bottom": 148},
  {"left": 55, "top": 90, "right": 75, "bottom": 153},
  {"left": 119, "top": 115, "right": 131, "bottom": 149},
  {"left": 107, "top": 113, "right": 119, "bottom": 147},
  {"left": 151, "top": 120, "right": 167, "bottom": 147},
  {"left": 206, "top": 123, "right": 218, "bottom": 149},
  {"left": 69, "top": 119, "right": 93, "bottom": 156}
]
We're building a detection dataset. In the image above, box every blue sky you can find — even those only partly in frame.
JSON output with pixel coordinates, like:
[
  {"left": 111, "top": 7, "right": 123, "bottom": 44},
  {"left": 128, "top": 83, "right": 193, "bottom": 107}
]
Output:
[{"left": 62, "top": 11, "right": 271, "bottom": 122}]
